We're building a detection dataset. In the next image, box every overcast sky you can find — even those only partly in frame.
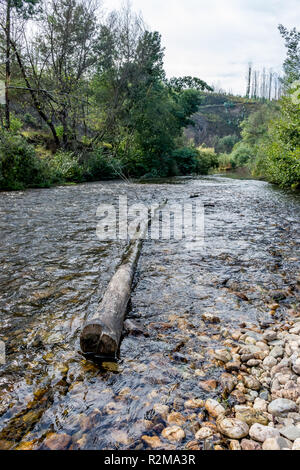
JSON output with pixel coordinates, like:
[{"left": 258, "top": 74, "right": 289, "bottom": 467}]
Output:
[{"left": 104, "top": 0, "right": 300, "bottom": 95}]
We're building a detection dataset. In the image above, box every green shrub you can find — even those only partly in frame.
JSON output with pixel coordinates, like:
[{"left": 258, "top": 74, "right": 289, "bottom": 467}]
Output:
[
  {"left": 259, "top": 141, "right": 300, "bottom": 187},
  {"left": 253, "top": 95, "right": 300, "bottom": 187},
  {"left": 215, "top": 134, "right": 239, "bottom": 154},
  {"left": 240, "top": 103, "right": 278, "bottom": 146},
  {"left": 0, "top": 130, "right": 50, "bottom": 190},
  {"left": 140, "top": 168, "right": 162, "bottom": 180},
  {"left": 49, "top": 151, "right": 83, "bottom": 182},
  {"left": 23, "top": 113, "right": 39, "bottom": 129},
  {"left": 171, "top": 147, "right": 199, "bottom": 174},
  {"left": 84, "top": 148, "right": 118, "bottom": 180},
  {"left": 117, "top": 146, "right": 151, "bottom": 178},
  {"left": 10, "top": 115, "right": 23, "bottom": 134},
  {"left": 218, "top": 152, "right": 236, "bottom": 170},
  {"left": 195, "top": 147, "right": 218, "bottom": 174},
  {"left": 55, "top": 126, "right": 64, "bottom": 139},
  {"left": 230, "top": 142, "right": 256, "bottom": 167},
  {"left": 170, "top": 147, "right": 218, "bottom": 176}
]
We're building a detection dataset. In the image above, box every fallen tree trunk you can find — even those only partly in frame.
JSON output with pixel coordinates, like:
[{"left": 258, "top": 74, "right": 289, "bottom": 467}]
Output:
[{"left": 80, "top": 222, "right": 147, "bottom": 359}]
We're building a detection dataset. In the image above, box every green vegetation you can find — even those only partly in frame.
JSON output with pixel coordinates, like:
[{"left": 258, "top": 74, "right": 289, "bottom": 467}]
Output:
[
  {"left": 218, "top": 103, "right": 278, "bottom": 170},
  {"left": 0, "top": 2, "right": 299, "bottom": 191},
  {"left": 185, "top": 93, "right": 262, "bottom": 149},
  {"left": 214, "top": 134, "right": 239, "bottom": 155},
  {"left": 0, "top": 1, "right": 217, "bottom": 190},
  {"left": 0, "top": 131, "right": 50, "bottom": 190},
  {"left": 49, "top": 151, "right": 84, "bottom": 183},
  {"left": 254, "top": 94, "right": 300, "bottom": 187},
  {"left": 214, "top": 25, "right": 300, "bottom": 189},
  {"left": 170, "top": 146, "right": 218, "bottom": 176}
]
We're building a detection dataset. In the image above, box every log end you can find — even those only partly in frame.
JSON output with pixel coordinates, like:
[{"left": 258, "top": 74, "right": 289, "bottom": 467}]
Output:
[
  {"left": 80, "top": 323, "right": 118, "bottom": 358},
  {"left": 80, "top": 323, "right": 103, "bottom": 354}
]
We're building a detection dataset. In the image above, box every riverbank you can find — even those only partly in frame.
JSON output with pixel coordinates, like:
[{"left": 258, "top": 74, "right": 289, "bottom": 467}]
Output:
[
  {"left": 1, "top": 165, "right": 299, "bottom": 194},
  {"left": 215, "top": 167, "right": 300, "bottom": 191},
  {"left": 214, "top": 167, "right": 255, "bottom": 180},
  {"left": 172, "top": 311, "right": 300, "bottom": 450}
]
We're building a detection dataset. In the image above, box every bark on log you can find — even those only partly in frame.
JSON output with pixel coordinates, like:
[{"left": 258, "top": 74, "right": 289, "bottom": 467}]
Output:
[{"left": 80, "top": 223, "right": 147, "bottom": 358}]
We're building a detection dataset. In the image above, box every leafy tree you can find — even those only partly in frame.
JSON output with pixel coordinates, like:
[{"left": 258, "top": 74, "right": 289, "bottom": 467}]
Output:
[
  {"left": 27, "top": 0, "right": 100, "bottom": 147},
  {"left": 252, "top": 25, "right": 300, "bottom": 187},
  {"left": 91, "top": 5, "right": 146, "bottom": 146},
  {"left": 278, "top": 24, "right": 300, "bottom": 88},
  {"left": 215, "top": 134, "right": 239, "bottom": 154},
  {"left": 92, "top": 5, "right": 210, "bottom": 176},
  {"left": 258, "top": 95, "right": 300, "bottom": 187},
  {"left": 4, "top": 0, "right": 100, "bottom": 147},
  {"left": 0, "top": 0, "right": 40, "bottom": 128},
  {"left": 230, "top": 142, "right": 256, "bottom": 167},
  {"left": 240, "top": 103, "right": 278, "bottom": 147},
  {"left": 0, "top": 0, "right": 216, "bottom": 187},
  {"left": 0, "top": 128, "right": 49, "bottom": 189},
  {"left": 172, "top": 146, "right": 217, "bottom": 175},
  {"left": 167, "top": 76, "right": 213, "bottom": 93}
]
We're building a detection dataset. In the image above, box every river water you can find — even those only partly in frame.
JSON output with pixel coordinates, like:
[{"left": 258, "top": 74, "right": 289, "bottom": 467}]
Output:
[{"left": 0, "top": 176, "right": 299, "bottom": 450}]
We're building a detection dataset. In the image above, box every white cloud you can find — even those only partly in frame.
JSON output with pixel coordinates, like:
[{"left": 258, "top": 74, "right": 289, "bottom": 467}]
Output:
[{"left": 104, "top": 0, "right": 300, "bottom": 94}]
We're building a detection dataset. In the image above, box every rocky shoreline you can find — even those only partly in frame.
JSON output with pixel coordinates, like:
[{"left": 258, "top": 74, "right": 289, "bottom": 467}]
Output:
[
  {"left": 152, "top": 312, "right": 300, "bottom": 451},
  {"left": 40, "top": 310, "right": 300, "bottom": 451}
]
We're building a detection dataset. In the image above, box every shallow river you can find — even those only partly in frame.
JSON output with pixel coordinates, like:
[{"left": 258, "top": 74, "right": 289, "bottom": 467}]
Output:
[{"left": 0, "top": 176, "right": 299, "bottom": 450}]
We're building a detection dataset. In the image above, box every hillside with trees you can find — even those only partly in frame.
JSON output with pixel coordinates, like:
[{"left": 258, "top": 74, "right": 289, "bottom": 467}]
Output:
[
  {"left": 184, "top": 93, "right": 262, "bottom": 149},
  {"left": 0, "top": 0, "right": 299, "bottom": 190},
  {"left": 221, "top": 25, "right": 300, "bottom": 188},
  {"left": 0, "top": 0, "right": 217, "bottom": 189}
]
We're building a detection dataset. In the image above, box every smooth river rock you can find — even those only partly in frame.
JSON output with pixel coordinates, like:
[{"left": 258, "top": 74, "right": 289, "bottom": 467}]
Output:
[
  {"left": 153, "top": 404, "right": 169, "bottom": 419},
  {"left": 243, "top": 375, "right": 261, "bottom": 391},
  {"left": 217, "top": 418, "right": 249, "bottom": 439},
  {"left": 269, "top": 346, "right": 284, "bottom": 359},
  {"left": 290, "top": 324, "right": 300, "bottom": 335},
  {"left": 263, "top": 356, "right": 277, "bottom": 368},
  {"left": 220, "top": 373, "right": 237, "bottom": 393},
  {"left": 229, "top": 440, "right": 241, "bottom": 450},
  {"left": 268, "top": 398, "right": 298, "bottom": 416},
  {"left": 240, "top": 439, "right": 262, "bottom": 450},
  {"left": 262, "top": 436, "right": 292, "bottom": 450},
  {"left": 292, "top": 358, "right": 300, "bottom": 375},
  {"left": 214, "top": 349, "right": 232, "bottom": 363},
  {"left": 235, "top": 407, "right": 269, "bottom": 426},
  {"left": 202, "top": 313, "right": 220, "bottom": 324},
  {"left": 205, "top": 399, "right": 226, "bottom": 418},
  {"left": 195, "top": 427, "right": 214, "bottom": 440},
  {"left": 167, "top": 412, "right": 185, "bottom": 426},
  {"left": 253, "top": 398, "right": 268, "bottom": 412},
  {"left": 43, "top": 433, "right": 71, "bottom": 450},
  {"left": 292, "top": 438, "right": 300, "bottom": 450},
  {"left": 142, "top": 435, "right": 163, "bottom": 449},
  {"left": 279, "top": 425, "right": 300, "bottom": 441},
  {"left": 185, "top": 398, "right": 204, "bottom": 410},
  {"left": 249, "top": 423, "right": 280, "bottom": 442},
  {"left": 162, "top": 426, "right": 185, "bottom": 442}
]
